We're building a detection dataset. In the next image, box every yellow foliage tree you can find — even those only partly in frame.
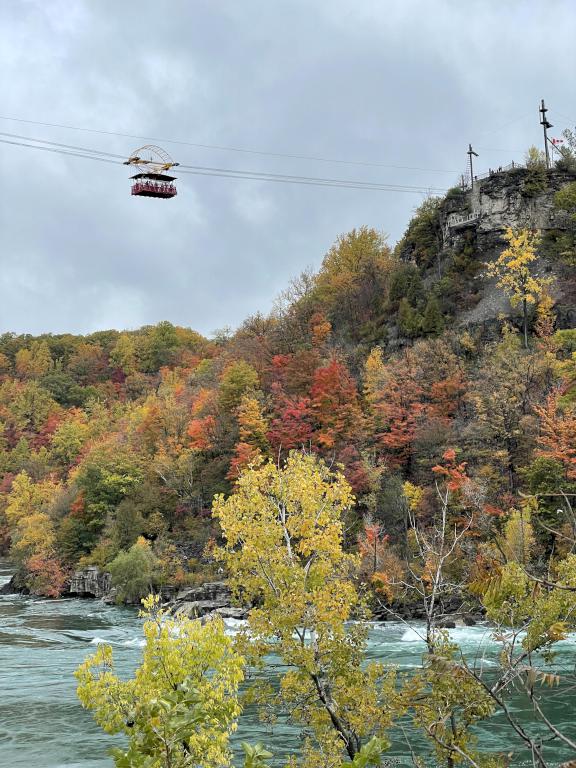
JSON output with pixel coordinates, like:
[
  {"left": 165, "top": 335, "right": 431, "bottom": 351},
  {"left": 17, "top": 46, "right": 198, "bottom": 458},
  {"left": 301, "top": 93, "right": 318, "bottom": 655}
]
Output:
[
  {"left": 15, "top": 340, "right": 53, "bottom": 379},
  {"left": 486, "top": 227, "right": 550, "bottom": 349},
  {"left": 500, "top": 504, "right": 536, "bottom": 566},
  {"left": 237, "top": 394, "right": 269, "bottom": 451},
  {"left": 5, "top": 471, "right": 64, "bottom": 594},
  {"left": 213, "top": 451, "right": 398, "bottom": 766},
  {"left": 5, "top": 471, "right": 61, "bottom": 557},
  {"left": 76, "top": 595, "right": 250, "bottom": 768}
]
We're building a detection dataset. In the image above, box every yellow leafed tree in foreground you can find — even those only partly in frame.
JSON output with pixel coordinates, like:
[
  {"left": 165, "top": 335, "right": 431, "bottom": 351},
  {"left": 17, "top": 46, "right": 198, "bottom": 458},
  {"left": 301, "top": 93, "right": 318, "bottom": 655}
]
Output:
[{"left": 213, "top": 451, "right": 399, "bottom": 767}]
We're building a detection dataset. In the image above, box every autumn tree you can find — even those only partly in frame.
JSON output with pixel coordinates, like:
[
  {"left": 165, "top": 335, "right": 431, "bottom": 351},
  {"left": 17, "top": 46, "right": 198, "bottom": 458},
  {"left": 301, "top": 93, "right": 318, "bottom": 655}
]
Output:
[
  {"left": 213, "top": 452, "right": 399, "bottom": 766},
  {"left": 75, "top": 595, "right": 265, "bottom": 768},
  {"left": 313, "top": 227, "right": 394, "bottom": 342},
  {"left": 487, "top": 228, "right": 550, "bottom": 349},
  {"left": 309, "top": 357, "right": 363, "bottom": 450},
  {"left": 461, "top": 531, "right": 576, "bottom": 766},
  {"left": 468, "top": 327, "right": 546, "bottom": 490},
  {"left": 363, "top": 346, "right": 424, "bottom": 470},
  {"left": 267, "top": 384, "right": 313, "bottom": 454},
  {"left": 15, "top": 340, "right": 53, "bottom": 380},
  {"left": 228, "top": 393, "right": 270, "bottom": 481},
  {"left": 4, "top": 470, "right": 65, "bottom": 595},
  {"left": 67, "top": 342, "right": 108, "bottom": 385},
  {"left": 535, "top": 389, "right": 576, "bottom": 480}
]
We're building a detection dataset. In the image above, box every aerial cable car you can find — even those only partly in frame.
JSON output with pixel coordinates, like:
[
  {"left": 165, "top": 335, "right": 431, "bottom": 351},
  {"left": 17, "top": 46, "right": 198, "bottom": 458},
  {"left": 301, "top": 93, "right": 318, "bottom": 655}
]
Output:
[{"left": 124, "top": 145, "right": 179, "bottom": 199}]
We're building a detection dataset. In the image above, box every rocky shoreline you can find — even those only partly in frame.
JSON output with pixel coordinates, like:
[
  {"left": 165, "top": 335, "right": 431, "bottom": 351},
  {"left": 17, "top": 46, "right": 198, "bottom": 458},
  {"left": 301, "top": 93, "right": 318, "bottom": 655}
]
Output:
[
  {"left": 0, "top": 566, "right": 250, "bottom": 620},
  {"left": 1, "top": 566, "right": 483, "bottom": 626}
]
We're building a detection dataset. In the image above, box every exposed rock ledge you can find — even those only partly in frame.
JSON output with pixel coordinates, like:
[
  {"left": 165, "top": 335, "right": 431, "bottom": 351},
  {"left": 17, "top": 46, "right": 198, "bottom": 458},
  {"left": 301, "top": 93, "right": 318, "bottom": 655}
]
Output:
[
  {"left": 67, "top": 566, "right": 111, "bottom": 598},
  {"left": 168, "top": 581, "right": 248, "bottom": 621}
]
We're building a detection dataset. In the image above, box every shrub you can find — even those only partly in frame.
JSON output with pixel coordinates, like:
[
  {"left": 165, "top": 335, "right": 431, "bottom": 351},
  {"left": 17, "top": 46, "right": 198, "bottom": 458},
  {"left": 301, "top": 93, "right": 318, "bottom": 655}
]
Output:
[
  {"left": 107, "top": 537, "right": 158, "bottom": 603},
  {"left": 445, "top": 186, "right": 466, "bottom": 200}
]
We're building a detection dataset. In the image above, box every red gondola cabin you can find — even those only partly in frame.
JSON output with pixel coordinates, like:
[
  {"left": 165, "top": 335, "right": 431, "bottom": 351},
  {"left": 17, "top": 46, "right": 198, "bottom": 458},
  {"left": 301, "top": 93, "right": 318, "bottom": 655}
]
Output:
[{"left": 130, "top": 172, "right": 177, "bottom": 199}]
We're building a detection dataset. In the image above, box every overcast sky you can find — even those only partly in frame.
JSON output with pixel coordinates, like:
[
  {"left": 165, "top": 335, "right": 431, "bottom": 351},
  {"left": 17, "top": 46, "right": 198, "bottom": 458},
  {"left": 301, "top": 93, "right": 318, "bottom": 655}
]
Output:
[{"left": 1, "top": 0, "right": 575, "bottom": 337}]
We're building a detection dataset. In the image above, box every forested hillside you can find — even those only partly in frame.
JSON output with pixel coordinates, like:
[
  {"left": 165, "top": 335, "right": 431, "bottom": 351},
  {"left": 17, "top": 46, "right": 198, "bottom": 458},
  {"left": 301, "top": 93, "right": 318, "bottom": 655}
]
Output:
[{"left": 1, "top": 174, "right": 575, "bottom": 605}]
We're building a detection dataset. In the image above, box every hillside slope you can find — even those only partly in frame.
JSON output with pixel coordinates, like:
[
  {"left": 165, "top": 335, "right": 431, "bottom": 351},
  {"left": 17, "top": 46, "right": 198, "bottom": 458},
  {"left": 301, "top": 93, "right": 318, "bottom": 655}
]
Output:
[{"left": 1, "top": 170, "right": 575, "bottom": 600}]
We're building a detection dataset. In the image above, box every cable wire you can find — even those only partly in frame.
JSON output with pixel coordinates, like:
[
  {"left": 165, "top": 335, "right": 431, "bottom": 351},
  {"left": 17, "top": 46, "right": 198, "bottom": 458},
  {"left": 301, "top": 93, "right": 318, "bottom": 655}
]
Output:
[
  {"left": 0, "top": 135, "right": 447, "bottom": 194},
  {"left": 0, "top": 137, "right": 123, "bottom": 165},
  {"left": 0, "top": 131, "right": 126, "bottom": 160},
  {"left": 0, "top": 113, "right": 458, "bottom": 174}
]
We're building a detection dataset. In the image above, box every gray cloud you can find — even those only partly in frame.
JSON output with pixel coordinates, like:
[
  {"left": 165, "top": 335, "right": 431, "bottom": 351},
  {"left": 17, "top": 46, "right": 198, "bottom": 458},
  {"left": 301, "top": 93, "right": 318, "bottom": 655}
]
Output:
[{"left": 1, "top": 0, "right": 575, "bottom": 336}]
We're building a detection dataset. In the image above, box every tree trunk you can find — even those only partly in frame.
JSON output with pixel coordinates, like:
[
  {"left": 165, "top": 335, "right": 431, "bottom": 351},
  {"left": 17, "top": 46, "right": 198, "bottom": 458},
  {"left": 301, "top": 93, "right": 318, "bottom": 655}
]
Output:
[
  {"left": 311, "top": 672, "right": 360, "bottom": 759},
  {"left": 523, "top": 297, "right": 529, "bottom": 349}
]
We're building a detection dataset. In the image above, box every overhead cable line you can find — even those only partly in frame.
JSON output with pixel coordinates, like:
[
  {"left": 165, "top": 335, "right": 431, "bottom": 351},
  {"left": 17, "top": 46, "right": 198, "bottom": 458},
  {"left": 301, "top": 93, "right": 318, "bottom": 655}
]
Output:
[
  {"left": 0, "top": 137, "right": 122, "bottom": 165},
  {"left": 177, "top": 166, "right": 444, "bottom": 193},
  {"left": 0, "top": 113, "right": 457, "bottom": 174},
  {"left": 177, "top": 161, "right": 446, "bottom": 191},
  {"left": 555, "top": 111, "right": 576, "bottom": 126},
  {"left": 475, "top": 111, "right": 532, "bottom": 138},
  {"left": 0, "top": 135, "right": 447, "bottom": 194},
  {"left": 0, "top": 131, "right": 127, "bottom": 160}
]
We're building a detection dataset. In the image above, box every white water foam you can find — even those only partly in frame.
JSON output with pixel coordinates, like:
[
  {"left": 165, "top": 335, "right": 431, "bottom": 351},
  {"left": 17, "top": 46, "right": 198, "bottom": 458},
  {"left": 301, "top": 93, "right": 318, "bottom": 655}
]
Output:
[
  {"left": 400, "top": 627, "right": 426, "bottom": 643},
  {"left": 121, "top": 637, "right": 146, "bottom": 648}
]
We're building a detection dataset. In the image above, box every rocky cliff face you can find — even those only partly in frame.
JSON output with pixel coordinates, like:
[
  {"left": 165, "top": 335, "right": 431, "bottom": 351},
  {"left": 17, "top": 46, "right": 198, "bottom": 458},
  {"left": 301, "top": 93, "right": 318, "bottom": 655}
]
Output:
[
  {"left": 68, "top": 567, "right": 111, "bottom": 598},
  {"left": 441, "top": 168, "right": 576, "bottom": 256},
  {"left": 435, "top": 168, "right": 576, "bottom": 329}
]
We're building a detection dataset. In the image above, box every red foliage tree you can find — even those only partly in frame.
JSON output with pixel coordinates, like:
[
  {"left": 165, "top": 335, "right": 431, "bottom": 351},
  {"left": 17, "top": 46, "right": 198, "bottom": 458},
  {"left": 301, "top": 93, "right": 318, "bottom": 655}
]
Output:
[
  {"left": 535, "top": 391, "right": 576, "bottom": 479},
  {"left": 309, "top": 358, "right": 363, "bottom": 450},
  {"left": 268, "top": 383, "right": 313, "bottom": 453}
]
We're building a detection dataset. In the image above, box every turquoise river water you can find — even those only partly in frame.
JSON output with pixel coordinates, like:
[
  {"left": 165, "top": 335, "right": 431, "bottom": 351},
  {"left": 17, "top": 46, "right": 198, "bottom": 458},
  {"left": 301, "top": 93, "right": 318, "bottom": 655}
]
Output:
[{"left": 1, "top": 561, "right": 575, "bottom": 767}]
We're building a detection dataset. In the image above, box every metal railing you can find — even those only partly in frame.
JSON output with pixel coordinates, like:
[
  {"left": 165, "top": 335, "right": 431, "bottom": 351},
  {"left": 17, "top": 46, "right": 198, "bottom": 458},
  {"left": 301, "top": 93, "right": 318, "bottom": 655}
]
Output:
[
  {"left": 473, "top": 161, "right": 526, "bottom": 181},
  {"left": 459, "top": 161, "right": 526, "bottom": 190},
  {"left": 447, "top": 211, "right": 481, "bottom": 229}
]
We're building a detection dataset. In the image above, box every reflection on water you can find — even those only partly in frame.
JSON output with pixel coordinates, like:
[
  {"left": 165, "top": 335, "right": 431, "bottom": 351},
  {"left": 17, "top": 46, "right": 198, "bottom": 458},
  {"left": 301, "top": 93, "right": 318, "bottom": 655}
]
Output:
[{"left": 1, "top": 561, "right": 575, "bottom": 767}]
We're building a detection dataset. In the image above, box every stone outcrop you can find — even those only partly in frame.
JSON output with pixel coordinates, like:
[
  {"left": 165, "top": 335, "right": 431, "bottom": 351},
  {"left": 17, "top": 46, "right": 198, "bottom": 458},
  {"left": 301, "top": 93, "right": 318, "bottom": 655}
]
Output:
[
  {"left": 0, "top": 572, "right": 28, "bottom": 595},
  {"left": 434, "top": 168, "right": 576, "bottom": 330},
  {"left": 441, "top": 168, "right": 576, "bottom": 256},
  {"left": 67, "top": 566, "right": 111, "bottom": 598},
  {"left": 170, "top": 581, "right": 248, "bottom": 620}
]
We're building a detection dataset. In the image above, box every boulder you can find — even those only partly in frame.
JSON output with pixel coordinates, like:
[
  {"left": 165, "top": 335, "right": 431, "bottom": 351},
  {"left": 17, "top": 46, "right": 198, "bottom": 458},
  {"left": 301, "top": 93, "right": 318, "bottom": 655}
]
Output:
[
  {"left": 438, "top": 620, "right": 456, "bottom": 629},
  {"left": 171, "top": 580, "right": 248, "bottom": 621},
  {"left": 174, "top": 581, "right": 231, "bottom": 603},
  {"left": 175, "top": 599, "right": 231, "bottom": 618},
  {"left": 0, "top": 572, "right": 28, "bottom": 595}
]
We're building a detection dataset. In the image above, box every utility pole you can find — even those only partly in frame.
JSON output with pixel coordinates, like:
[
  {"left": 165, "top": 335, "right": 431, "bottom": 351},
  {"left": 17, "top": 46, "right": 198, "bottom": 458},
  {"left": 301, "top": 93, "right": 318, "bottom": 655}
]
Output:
[
  {"left": 467, "top": 144, "right": 479, "bottom": 190},
  {"left": 539, "top": 99, "right": 553, "bottom": 169}
]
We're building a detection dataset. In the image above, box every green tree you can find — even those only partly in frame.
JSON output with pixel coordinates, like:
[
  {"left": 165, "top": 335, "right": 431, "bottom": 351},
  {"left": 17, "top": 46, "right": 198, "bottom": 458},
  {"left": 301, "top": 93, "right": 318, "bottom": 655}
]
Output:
[
  {"left": 555, "top": 181, "right": 576, "bottom": 221},
  {"left": 72, "top": 442, "right": 144, "bottom": 550},
  {"left": 397, "top": 297, "right": 422, "bottom": 338},
  {"left": 107, "top": 538, "right": 159, "bottom": 603},
  {"left": 395, "top": 196, "right": 443, "bottom": 271},
  {"left": 110, "top": 332, "right": 137, "bottom": 375},
  {"left": 523, "top": 146, "right": 547, "bottom": 198},
  {"left": 421, "top": 295, "right": 445, "bottom": 336},
  {"left": 218, "top": 361, "right": 259, "bottom": 413},
  {"left": 51, "top": 414, "right": 90, "bottom": 466},
  {"left": 141, "top": 321, "right": 180, "bottom": 372}
]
